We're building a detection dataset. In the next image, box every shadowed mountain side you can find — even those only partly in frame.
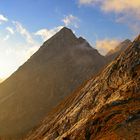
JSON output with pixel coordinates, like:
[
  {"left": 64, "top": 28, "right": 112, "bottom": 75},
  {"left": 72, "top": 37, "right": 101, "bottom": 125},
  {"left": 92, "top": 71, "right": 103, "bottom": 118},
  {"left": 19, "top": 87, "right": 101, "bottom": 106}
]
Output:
[
  {"left": 0, "top": 27, "right": 106, "bottom": 139},
  {"left": 25, "top": 35, "right": 140, "bottom": 140}
]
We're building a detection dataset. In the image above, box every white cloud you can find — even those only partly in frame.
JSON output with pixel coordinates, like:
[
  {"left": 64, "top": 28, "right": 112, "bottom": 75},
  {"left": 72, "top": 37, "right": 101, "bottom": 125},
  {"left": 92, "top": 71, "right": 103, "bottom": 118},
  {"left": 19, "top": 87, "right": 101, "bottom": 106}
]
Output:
[
  {"left": 0, "top": 14, "right": 8, "bottom": 24},
  {"left": 79, "top": 0, "right": 99, "bottom": 5},
  {"left": 13, "top": 21, "right": 34, "bottom": 44},
  {"left": 35, "top": 26, "right": 64, "bottom": 41},
  {"left": 6, "top": 27, "right": 14, "bottom": 34},
  {"left": 62, "top": 14, "right": 80, "bottom": 28},
  {"left": 95, "top": 39, "right": 120, "bottom": 55},
  {"left": 78, "top": 0, "right": 140, "bottom": 34},
  {"left": 3, "top": 35, "right": 10, "bottom": 41},
  {"left": 0, "top": 37, "right": 41, "bottom": 79}
]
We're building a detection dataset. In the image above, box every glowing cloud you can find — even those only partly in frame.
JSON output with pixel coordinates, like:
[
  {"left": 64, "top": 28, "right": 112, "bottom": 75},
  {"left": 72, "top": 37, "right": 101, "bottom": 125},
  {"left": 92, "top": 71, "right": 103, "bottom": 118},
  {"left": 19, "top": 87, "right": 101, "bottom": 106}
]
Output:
[{"left": 95, "top": 39, "right": 120, "bottom": 55}]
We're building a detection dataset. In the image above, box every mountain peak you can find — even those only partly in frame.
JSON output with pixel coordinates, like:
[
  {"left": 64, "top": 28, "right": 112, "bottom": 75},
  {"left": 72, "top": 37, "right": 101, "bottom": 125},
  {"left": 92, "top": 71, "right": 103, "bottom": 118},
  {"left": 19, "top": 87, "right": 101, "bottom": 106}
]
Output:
[
  {"left": 42, "top": 27, "right": 94, "bottom": 50},
  {"left": 60, "top": 26, "right": 72, "bottom": 32},
  {"left": 57, "top": 27, "right": 75, "bottom": 37},
  {"left": 123, "top": 39, "right": 131, "bottom": 44},
  {"left": 42, "top": 27, "right": 78, "bottom": 48}
]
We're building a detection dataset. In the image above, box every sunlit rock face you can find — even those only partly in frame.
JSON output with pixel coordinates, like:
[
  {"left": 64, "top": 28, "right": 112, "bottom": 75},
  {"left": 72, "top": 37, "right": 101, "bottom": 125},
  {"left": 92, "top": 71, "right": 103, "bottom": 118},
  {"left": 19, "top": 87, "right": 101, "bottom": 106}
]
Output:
[
  {"left": 25, "top": 35, "right": 140, "bottom": 140},
  {"left": 0, "top": 27, "right": 107, "bottom": 139}
]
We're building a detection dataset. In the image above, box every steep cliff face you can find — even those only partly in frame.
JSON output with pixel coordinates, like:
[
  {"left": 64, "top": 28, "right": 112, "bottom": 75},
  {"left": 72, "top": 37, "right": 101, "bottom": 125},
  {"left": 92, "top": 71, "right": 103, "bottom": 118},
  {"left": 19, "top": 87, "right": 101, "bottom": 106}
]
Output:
[
  {"left": 0, "top": 27, "right": 106, "bottom": 139},
  {"left": 25, "top": 35, "right": 140, "bottom": 140}
]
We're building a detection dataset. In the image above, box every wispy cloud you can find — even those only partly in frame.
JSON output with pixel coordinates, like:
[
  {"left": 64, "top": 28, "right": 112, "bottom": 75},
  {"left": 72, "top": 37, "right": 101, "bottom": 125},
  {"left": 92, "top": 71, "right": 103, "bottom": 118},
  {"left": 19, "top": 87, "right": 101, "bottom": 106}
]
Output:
[
  {"left": 35, "top": 26, "right": 63, "bottom": 41},
  {"left": 0, "top": 16, "right": 42, "bottom": 78},
  {"left": 95, "top": 38, "right": 120, "bottom": 55},
  {"left": 13, "top": 21, "right": 34, "bottom": 44},
  {"left": 0, "top": 14, "right": 8, "bottom": 24},
  {"left": 6, "top": 27, "right": 14, "bottom": 34},
  {"left": 62, "top": 14, "right": 80, "bottom": 28},
  {"left": 78, "top": 0, "right": 98, "bottom": 5}
]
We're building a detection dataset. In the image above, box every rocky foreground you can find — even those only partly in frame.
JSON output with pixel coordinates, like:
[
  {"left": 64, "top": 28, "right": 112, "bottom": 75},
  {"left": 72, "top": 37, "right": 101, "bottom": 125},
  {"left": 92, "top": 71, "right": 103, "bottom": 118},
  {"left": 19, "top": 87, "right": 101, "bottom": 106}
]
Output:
[{"left": 25, "top": 35, "right": 140, "bottom": 140}]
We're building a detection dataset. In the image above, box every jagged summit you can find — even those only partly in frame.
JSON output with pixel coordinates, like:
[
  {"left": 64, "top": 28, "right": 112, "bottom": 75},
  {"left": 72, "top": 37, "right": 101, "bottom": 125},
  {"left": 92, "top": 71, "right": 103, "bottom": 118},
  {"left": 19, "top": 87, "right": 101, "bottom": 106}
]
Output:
[
  {"left": 124, "top": 39, "right": 131, "bottom": 43},
  {"left": 46, "top": 27, "right": 76, "bottom": 41},
  {"left": 40, "top": 27, "right": 93, "bottom": 53},
  {"left": 59, "top": 26, "right": 74, "bottom": 34},
  {"left": 55, "top": 27, "right": 76, "bottom": 39}
]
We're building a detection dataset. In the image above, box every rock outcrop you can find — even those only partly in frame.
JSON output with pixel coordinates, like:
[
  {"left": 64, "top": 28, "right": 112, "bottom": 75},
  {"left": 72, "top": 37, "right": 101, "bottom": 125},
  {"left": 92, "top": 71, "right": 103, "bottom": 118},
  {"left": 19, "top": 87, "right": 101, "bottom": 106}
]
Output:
[
  {"left": 25, "top": 35, "right": 140, "bottom": 140},
  {"left": 0, "top": 27, "right": 106, "bottom": 139}
]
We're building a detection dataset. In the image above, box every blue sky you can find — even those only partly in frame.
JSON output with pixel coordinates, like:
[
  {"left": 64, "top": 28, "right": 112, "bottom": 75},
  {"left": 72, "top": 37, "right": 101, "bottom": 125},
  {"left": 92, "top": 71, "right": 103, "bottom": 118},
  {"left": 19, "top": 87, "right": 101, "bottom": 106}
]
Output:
[
  {"left": 0, "top": 0, "right": 140, "bottom": 79},
  {"left": 0, "top": 0, "right": 134, "bottom": 39}
]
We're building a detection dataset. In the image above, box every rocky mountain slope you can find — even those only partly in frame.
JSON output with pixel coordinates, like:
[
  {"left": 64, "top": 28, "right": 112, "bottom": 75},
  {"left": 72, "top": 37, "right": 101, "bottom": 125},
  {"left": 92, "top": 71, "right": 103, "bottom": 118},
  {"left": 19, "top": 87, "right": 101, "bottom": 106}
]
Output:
[
  {"left": 0, "top": 27, "right": 107, "bottom": 139},
  {"left": 25, "top": 35, "right": 140, "bottom": 140}
]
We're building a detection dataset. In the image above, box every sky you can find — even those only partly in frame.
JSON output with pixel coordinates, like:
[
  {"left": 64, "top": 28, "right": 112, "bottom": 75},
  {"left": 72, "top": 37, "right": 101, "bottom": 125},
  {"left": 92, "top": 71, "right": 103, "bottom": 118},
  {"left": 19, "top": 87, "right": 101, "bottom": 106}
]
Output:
[{"left": 0, "top": 0, "right": 140, "bottom": 80}]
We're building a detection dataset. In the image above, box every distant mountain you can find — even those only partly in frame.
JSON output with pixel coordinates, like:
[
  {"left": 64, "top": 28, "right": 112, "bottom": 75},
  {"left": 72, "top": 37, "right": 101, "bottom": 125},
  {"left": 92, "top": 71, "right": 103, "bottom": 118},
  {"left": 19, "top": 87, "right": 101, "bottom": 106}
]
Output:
[
  {"left": 106, "top": 39, "right": 131, "bottom": 61},
  {"left": 0, "top": 27, "right": 106, "bottom": 139},
  {"left": 25, "top": 35, "right": 140, "bottom": 140}
]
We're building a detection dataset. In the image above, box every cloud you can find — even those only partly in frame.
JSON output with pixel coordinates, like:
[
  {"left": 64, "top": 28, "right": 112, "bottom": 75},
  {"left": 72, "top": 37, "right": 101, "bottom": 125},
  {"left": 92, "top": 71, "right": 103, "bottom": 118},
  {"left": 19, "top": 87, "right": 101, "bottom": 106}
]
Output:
[
  {"left": 78, "top": 0, "right": 140, "bottom": 34},
  {"left": 101, "top": 1, "right": 140, "bottom": 33},
  {"left": 13, "top": 21, "right": 34, "bottom": 44},
  {"left": 6, "top": 27, "right": 14, "bottom": 34},
  {"left": 101, "top": 1, "right": 140, "bottom": 15},
  {"left": 0, "top": 14, "right": 8, "bottom": 24},
  {"left": 78, "top": 0, "right": 98, "bottom": 5},
  {"left": 35, "top": 26, "right": 63, "bottom": 41},
  {"left": 95, "top": 39, "right": 120, "bottom": 55},
  {"left": 62, "top": 14, "right": 80, "bottom": 28},
  {"left": 3, "top": 35, "right": 10, "bottom": 41},
  {"left": 0, "top": 17, "right": 43, "bottom": 79}
]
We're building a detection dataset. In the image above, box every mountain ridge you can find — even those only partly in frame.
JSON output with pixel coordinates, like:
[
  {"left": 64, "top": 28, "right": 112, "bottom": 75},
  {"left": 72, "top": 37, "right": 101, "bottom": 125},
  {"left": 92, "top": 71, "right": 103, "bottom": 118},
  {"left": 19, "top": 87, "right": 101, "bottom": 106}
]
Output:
[{"left": 25, "top": 34, "right": 140, "bottom": 140}]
